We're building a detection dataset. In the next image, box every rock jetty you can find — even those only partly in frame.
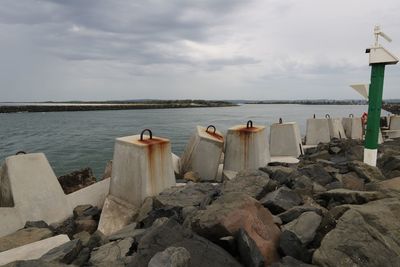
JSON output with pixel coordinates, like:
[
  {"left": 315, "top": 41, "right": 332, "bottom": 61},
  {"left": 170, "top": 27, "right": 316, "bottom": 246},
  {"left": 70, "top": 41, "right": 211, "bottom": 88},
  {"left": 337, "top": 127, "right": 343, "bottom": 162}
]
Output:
[{"left": 2, "top": 137, "right": 400, "bottom": 266}]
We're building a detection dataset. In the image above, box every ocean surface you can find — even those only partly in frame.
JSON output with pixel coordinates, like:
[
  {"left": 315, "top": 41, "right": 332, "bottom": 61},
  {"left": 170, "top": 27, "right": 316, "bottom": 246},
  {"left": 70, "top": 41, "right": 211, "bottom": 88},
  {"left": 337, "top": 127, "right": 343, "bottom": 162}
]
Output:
[{"left": 0, "top": 104, "right": 368, "bottom": 177}]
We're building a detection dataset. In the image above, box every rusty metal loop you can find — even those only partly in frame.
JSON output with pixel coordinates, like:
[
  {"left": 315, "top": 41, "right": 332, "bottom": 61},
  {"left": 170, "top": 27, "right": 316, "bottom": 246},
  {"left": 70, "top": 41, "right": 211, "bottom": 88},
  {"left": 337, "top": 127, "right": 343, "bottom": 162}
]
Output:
[
  {"left": 206, "top": 125, "right": 216, "bottom": 134},
  {"left": 313, "top": 114, "right": 316, "bottom": 119},
  {"left": 279, "top": 118, "right": 283, "bottom": 124},
  {"left": 246, "top": 120, "right": 253, "bottom": 128},
  {"left": 15, "top": 151, "right": 26, "bottom": 155},
  {"left": 349, "top": 114, "right": 354, "bottom": 118},
  {"left": 325, "top": 114, "right": 331, "bottom": 119},
  {"left": 140, "top": 129, "right": 153, "bottom": 141}
]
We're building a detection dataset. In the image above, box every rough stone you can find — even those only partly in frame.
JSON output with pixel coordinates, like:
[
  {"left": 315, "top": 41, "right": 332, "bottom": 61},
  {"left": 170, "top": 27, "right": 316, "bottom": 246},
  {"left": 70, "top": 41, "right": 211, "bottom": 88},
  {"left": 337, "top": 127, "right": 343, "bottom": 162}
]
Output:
[
  {"left": 52, "top": 217, "right": 75, "bottom": 238},
  {"left": 57, "top": 167, "right": 96, "bottom": 194},
  {"left": 40, "top": 239, "right": 82, "bottom": 264},
  {"left": 316, "top": 189, "right": 383, "bottom": 208},
  {"left": 298, "top": 164, "right": 334, "bottom": 186},
  {"left": 75, "top": 219, "right": 97, "bottom": 234},
  {"left": 183, "top": 171, "right": 201, "bottom": 183},
  {"left": 71, "top": 247, "right": 90, "bottom": 266},
  {"left": 260, "top": 186, "right": 302, "bottom": 214},
  {"left": 73, "top": 205, "right": 93, "bottom": 218},
  {"left": 72, "top": 231, "right": 91, "bottom": 247},
  {"left": 140, "top": 206, "right": 182, "bottom": 228},
  {"left": 313, "top": 198, "right": 400, "bottom": 266},
  {"left": 136, "top": 197, "right": 154, "bottom": 223},
  {"left": 129, "top": 219, "right": 241, "bottom": 267},
  {"left": 186, "top": 193, "right": 281, "bottom": 265},
  {"left": 278, "top": 230, "right": 312, "bottom": 263},
  {"left": 24, "top": 221, "right": 49, "bottom": 229},
  {"left": 154, "top": 183, "right": 217, "bottom": 209},
  {"left": 278, "top": 206, "right": 323, "bottom": 224},
  {"left": 283, "top": 212, "right": 322, "bottom": 245},
  {"left": 2, "top": 260, "right": 69, "bottom": 267},
  {"left": 340, "top": 172, "right": 365, "bottom": 191},
  {"left": 0, "top": 228, "right": 54, "bottom": 252},
  {"left": 271, "top": 256, "right": 316, "bottom": 267},
  {"left": 236, "top": 228, "right": 265, "bottom": 267},
  {"left": 148, "top": 246, "right": 191, "bottom": 267},
  {"left": 348, "top": 160, "right": 386, "bottom": 182},
  {"left": 259, "top": 166, "right": 299, "bottom": 186},
  {"left": 89, "top": 237, "right": 134, "bottom": 266},
  {"left": 108, "top": 223, "right": 146, "bottom": 242},
  {"left": 222, "top": 169, "right": 278, "bottom": 199}
]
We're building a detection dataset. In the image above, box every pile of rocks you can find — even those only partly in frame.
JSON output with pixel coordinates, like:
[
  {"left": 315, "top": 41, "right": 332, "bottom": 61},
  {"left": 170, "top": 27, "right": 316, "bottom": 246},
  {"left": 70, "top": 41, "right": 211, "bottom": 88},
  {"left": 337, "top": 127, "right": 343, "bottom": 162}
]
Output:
[{"left": 3, "top": 138, "right": 400, "bottom": 267}]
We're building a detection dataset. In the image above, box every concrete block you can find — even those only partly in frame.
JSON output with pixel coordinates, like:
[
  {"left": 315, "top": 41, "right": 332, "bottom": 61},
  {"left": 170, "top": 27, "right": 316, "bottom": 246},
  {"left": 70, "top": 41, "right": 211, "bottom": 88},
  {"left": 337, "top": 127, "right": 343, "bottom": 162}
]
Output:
[
  {"left": 0, "top": 235, "right": 70, "bottom": 266},
  {"left": 328, "top": 117, "right": 346, "bottom": 139},
  {"left": 223, "top": 121, "right": 270, "bottom": 172},
  {"left": 342, "top": 116, "right": 363, "bottom": 140},
  {"left": 180, "top": 125, "right": 224, "bottom": 181},
  {"left": 110, "top": 131, "right": 175, "bottom": 207},
  {"left": 269, "top": 121, "right": 303, "bottom": 157},
  {"left": 305, "top": 119, "right": 330, "bottom": 145},
  {"left": 3, "top": 153, "right": 70, "bottom": 226},
  {"left": 389, "top": 115, "right": 400, "bottom": 130},
  {"left": 0, "top": 208, "right": 23, "bottom": 238},
  {"left": 98, "top": 195, "right": 139, "bottom": 236},
  {"left": 67, "top": 178, "right": 110, "bottom": 209}
]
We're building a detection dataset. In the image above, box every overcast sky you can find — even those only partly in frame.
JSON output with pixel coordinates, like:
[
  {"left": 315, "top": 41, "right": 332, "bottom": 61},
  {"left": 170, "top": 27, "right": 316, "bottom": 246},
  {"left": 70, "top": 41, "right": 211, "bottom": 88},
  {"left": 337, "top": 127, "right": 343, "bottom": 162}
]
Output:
[{"left": 0, "top": 0, "right": 399, "bottom": 101}]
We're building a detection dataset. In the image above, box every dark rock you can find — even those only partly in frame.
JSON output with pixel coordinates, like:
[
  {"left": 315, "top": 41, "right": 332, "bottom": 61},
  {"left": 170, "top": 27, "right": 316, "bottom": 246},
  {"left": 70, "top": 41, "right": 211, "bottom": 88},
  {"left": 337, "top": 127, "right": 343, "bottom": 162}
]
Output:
[
  {"left": 260, "top": 186, "right": 302, "bottom": 214},
  {"left": 260, "top": 166, "right": 299, "bottom": 187},
  {"left": 218, "top": 236, "right": 237, "bottom": 255},
  {"left": 52, "top": 217, "right": 75, "bottom": 238},
  {"left": 0, "top": 227, "right": 53, "bottom": 252},
  {"left": 340, "top": 172, "right": 365, "bottom": 190},
  {"left": 185, "top": 193, "right": 281, "bottom": 265},
  {"left": 378, "top": 154, "right": 400, "bottom": 178},
  {"left": 316, "top": 189, "right": 383, "bottom": 208},
  {"left": 283, "top": 212, "right": 322, "bottom": 245},
  {"left": 329, "top": 146, "right": 341, "bottom": 154},
  {"left": 181, "top": 206, "right": 198, "bottom": 220},
  {"left": 136, "top": 197, "right": 153, "bottom": 223},
  {"left": 236, "top": 228, "right": 265, "bottom": 267},
  {"left": 324, "top": 180, "right": 343, "bottom": 190},
  {"left": 313, "top": 198, "right": 400, "bottom": 266},
  {"left": 222, "top": 169, "right": 278, "bottom": 200},
  {"left": 71, "top": 247, "right": 91, "bottom": 266},
  {"left": 271, "top": 256, "right": 316, "bottom": 267},
  {"left": 299, "top": 164, "right": 334, "bottom": 186},
  {"left": 89, "top": 237, "right": 134, "bottom": 266},
  {"left": 278, "top": 206, "right": 323, "bottom": 224},
  {"left": 2, "top": 260, "right": 69, "bottom": 267},
  {"left": 128, "top": 219, "right": 241, "bottom": 267},
  {"left": 148, "top": 246, "right": 191, "bottom": 267},
  {"left": 307, "top": 151, "right": 331, "bottom": 161},
  {"left": 140, "top": 206, "right": 182, "bottom": 228},
  {"left": 58, "top": 167, "right": 96, "bottom": 194},
  {"left": 86, "top": 230, "right": 107, "bottom": 250},
  {"left": 154, "top": 183, "right": 217, "bottom": 208},
  {"left": 41, "top": 239, "right": 82, "bottom": 264},
  {"left": 24, "top": 221, "right": 49, "bottom": 229},
  {"left": 108, "top": 223, "right": 146, "bottom": 241},
  {"left": 279, "top": 230, "right": 312, "bottom": 263},
  {"left": 73, "top": 231, "right": 91, "bottom": 247},
  {"left": 348, "top": 160, "right": 386, "bottom": 182},
  {"left": 291, "top": 175, "right": 313, "bottom": 196},
  {"left": 73, "top": 205, "right": 93, "bottom": 218},
  {"left": 75, "top": 219, "right": 97, "bottom": 234}
]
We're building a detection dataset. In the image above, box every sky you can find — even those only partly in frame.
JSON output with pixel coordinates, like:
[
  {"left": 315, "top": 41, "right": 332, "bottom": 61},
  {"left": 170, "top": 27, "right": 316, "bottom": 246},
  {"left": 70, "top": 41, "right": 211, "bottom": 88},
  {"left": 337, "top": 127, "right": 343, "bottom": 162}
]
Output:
[{"left": 0, "top": 0, "right": 399, "bottom": 102}]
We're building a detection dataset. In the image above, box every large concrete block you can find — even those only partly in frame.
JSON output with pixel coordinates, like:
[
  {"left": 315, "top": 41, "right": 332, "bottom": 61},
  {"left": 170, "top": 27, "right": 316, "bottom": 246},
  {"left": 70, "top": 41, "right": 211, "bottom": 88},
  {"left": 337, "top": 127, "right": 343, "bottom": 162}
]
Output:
[
  {"left": 2, "top": 153, "right": 70, "bottom": 226},
  {"left": 180, "top": 125, "right": 224, "bottom": 181},
  {"left": 327, "top": 117, "right": 346, "bottom": 139},
  {"left": 389, "top": 115, "right": 400, "bottom": 130},
  {"left": 110, "top": 130, "right": 175, "bottom": 207},
  {"left": 342, "top": 116, "right": 363, "bottom": 140},
  {"left": 305, "top": 118, "right": 330, "bottom": 145},
  {"left": 223, "top": 121, "right": 270, "bottom": 173},
  {"left": 67, "top": 178, "right": 110, "bottom": 209},
  {"left": 269, "top": 121, "right": 303, "bottom": 157},
  {"left": 0, "top": 235, "right": 70, "bottom": 266}
]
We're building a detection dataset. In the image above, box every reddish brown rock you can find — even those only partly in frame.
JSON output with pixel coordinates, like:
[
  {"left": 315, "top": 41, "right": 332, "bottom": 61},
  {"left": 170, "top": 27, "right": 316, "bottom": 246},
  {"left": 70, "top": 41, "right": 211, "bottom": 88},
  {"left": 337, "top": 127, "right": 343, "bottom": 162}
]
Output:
[{"left": 186, "top": 192, "right": 281, "bottom": 266}]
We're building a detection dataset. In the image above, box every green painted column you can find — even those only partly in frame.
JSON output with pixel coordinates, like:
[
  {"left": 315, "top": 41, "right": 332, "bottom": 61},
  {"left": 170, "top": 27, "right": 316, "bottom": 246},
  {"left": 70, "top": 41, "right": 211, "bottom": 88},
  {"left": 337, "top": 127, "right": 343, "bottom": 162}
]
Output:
[{"left": 365, "top": 63, "right": 385, "bottom": 149}]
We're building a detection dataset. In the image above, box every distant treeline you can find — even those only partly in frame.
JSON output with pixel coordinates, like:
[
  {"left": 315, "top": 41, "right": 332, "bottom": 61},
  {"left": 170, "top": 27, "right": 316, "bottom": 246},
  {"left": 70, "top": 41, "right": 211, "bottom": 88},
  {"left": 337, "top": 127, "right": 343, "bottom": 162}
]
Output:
[{"left": 243, "top": 99, "right": 400, "bottom": 105}]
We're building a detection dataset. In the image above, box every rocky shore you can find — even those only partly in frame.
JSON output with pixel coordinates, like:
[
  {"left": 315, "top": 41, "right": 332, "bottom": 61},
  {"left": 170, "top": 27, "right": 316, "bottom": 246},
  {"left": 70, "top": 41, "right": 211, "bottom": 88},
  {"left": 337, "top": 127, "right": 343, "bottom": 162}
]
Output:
[
  {"left": 383, "top": 103, "right": 400, "bottom": 115},
  {"left": 2, "top": 138, "right": 400, "bottom": 266}
]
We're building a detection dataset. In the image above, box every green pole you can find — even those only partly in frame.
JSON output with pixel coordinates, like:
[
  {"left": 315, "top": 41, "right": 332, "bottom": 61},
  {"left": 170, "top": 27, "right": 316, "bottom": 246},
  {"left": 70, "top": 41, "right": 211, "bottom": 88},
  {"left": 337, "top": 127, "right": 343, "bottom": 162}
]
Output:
[{"left": 365, "top": 63, "right": 385, "bottom": 150}]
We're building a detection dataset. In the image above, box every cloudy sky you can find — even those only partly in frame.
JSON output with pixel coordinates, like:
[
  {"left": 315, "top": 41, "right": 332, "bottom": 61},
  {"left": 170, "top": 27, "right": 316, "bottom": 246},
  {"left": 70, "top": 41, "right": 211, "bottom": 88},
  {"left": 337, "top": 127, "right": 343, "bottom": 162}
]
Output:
[{"left": 0, "top": 0, "right": 399, "bottom": 101}]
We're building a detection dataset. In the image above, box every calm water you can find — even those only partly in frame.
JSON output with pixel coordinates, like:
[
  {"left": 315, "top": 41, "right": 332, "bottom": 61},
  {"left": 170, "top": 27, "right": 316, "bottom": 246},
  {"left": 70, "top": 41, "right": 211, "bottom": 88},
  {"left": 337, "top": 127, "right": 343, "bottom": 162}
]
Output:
[{"left": 0, "top": 104, "right": 367, "bottom": 177}]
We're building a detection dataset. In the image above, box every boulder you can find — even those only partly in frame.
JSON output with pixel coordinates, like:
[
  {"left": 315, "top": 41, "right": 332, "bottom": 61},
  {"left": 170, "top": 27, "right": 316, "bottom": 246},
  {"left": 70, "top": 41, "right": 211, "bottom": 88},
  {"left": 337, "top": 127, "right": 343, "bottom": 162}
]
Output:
[
  {"left": 129, "top": 219, "right": 241, "bottom": 267},
  {"left": 107, "top": 223, "right": 145, "bottom": 242},
  {"left": 148, "top": 247, "right": 191, "bottom": 267},
  {"left": 2, "top": 260, "right": 69, "bottom": 267},
  {"left": 139, "top": 206, "right": 182, "bottom": 228},
  {"left": 40, "top": 239, "right": 82, "bottom": 264},
  {"left": 52, "top": 217, "right": 75, "bottom": 238},
  {"left": 278, "top": 230, "right": 312, "bottom": 263},
  {"left": 278, "top": 205, "right": 323, "bottom": 224},
  {"left": 186, "top": 193, "right": 281, "bottom": 265},
  {"left": 347, "top": 160, "right": 386, "bottom": 182},
  {"left": 136, "top": 197, "right": 154, "bottom": 223},
  {"left": 72, "top": 231, "right": 91, "bottom": 247},
  {"left": 57, "top": 167, "right": 96, "bottom": 194},
  {"left": 260, "top": 186, "right": 302, "bottom": 214},
  {"left": 24, "top": 221, "right": 49, "bottom": 229},
  {"left": 236, "top": 228, "right": 265, "bottom": 267},
  {"left": 378, "top": 154, "right": 400, "bottom": 179},
  {"left": 298, "top": 164, "right": 334, "bottom": 186},
  {"left": 283, "top": 212, "right": 321, "bottom": 245},
  {"left": 73, "top": 205, "right": 100, "bottom": 220},
  {"left": 0, "top": 228, "right": 54, "bottom": 252},
  {"left": 222, "top": 170, "right": 278, "bottom": 199},
  {"left": 339, "top": 172, "right": 365, "bottom": 191},
  {"left": 183, "top": 171, "right": 201, "bottom": 183},
  {"left": 154, "top": 183, "right": 218, "bottom": 209},
  {"left": 316, "top": 189, "right": 383, "bottom": 208},
  {"left": 259, "top": 166, "right": 299, "bottom": 186},
  {"left": 313, "top": 198, "right": 400, "bottom": 266},
  {"left": 73, "top": 205, "right": 93, "bottom": 218},
  {"left": 366, "top": 177, "right": 400, "bottom": 192},
  {"left": 89, "top": 237, "right": 134, "bottom": 266},
  {"left": 75, "top": 219, "right": 97, "bottom": 234}
]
